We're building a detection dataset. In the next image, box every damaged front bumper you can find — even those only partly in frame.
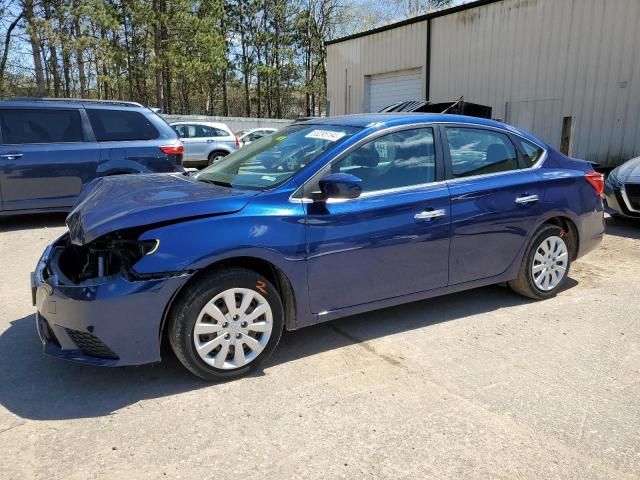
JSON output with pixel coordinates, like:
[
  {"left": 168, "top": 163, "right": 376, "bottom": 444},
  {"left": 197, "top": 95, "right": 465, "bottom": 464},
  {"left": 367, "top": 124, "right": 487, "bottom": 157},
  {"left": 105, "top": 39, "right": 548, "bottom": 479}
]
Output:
[{"left": 31, "top": 236, "right": 192, "bottom": 366}]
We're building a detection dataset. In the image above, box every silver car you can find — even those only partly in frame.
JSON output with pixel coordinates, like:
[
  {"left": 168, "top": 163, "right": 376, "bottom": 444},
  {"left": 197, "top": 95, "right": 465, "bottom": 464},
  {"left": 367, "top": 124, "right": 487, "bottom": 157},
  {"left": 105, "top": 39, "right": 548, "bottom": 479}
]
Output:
[
  {"left": 237, "top": 128, "right": 277, "bottom": 147},
  {"left": 170, "top": 121, "right": 239, "bottom": 168}
]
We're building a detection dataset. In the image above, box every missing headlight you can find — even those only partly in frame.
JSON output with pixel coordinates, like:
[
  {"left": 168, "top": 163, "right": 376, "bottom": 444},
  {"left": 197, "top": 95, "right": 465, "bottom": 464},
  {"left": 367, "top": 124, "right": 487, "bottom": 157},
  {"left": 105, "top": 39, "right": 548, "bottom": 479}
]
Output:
[{"left": 56, "top": 233, "right": 158, "bottom": 283}]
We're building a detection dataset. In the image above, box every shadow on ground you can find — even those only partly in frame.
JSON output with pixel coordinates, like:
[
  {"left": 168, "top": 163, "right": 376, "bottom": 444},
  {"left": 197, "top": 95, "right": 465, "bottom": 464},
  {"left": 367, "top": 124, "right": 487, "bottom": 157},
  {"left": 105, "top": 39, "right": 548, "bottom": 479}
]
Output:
[
  {"left": 0, "top": 279, "right": 579, "bottom": 422},
  {"left": 0, "top": 213, "right": 67, "bottom": 233},
  {"left": 605, "top": 216, "right": 640, "bottom": 240}
]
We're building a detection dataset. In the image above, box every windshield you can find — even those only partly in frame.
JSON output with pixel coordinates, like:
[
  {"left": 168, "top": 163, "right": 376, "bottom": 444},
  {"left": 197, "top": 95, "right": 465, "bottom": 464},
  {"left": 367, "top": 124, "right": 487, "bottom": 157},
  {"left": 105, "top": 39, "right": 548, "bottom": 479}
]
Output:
[{"left": 194, "top": 124, "right": 361, "bottom": 190}]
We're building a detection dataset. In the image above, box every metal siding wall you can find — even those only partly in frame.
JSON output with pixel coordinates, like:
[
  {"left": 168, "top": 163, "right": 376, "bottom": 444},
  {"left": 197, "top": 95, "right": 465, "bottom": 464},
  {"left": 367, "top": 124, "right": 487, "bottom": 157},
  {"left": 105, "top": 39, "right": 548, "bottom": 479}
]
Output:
[
  {"left": 430, "top": 0, "right": 640, "bottom": 166},
  {"left": 326, "top": 21, "right": 428, "bottom": 116}
]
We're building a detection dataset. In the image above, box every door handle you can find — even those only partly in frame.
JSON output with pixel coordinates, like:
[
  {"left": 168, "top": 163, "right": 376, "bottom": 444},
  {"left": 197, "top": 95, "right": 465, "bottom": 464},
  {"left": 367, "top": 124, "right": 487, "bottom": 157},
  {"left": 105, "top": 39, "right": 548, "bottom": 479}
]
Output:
[
  {"left": 515, "top": 194, "right": 539, "bottom": 205},
  {"left": 206, "top": 139, "right": 214, "bottom": 143},
  {"left": 0, "top": 152, "right": 23, "bottom": 160},
  {"left": 414, "top": 209, "right": 446, "bottom": 220}
]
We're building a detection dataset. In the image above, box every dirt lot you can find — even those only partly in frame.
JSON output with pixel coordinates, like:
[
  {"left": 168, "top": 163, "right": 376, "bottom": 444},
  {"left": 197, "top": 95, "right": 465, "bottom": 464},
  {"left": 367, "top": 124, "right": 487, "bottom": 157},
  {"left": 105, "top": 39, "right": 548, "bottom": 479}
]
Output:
[{"left": 0, "top": 214, "right": 639, "bottom": 480}]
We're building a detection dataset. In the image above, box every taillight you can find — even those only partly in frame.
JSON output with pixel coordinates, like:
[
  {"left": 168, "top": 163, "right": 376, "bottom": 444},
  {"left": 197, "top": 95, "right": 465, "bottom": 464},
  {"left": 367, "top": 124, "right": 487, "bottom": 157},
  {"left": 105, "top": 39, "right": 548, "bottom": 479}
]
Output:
[
  {"left": 160, "top": 142, "right": 184, "bottom": 155},
  {"left": 235, "top": 136, "right": 240, "bottom": 148},
  {"left": 585, "top": 171, "right": 604, "bottom": 196}
]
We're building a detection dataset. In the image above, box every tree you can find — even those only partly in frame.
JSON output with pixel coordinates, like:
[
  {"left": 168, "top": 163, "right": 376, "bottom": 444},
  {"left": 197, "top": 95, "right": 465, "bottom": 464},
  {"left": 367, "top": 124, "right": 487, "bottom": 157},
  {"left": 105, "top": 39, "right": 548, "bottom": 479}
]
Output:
[
  {"left": 394, "top": 0, "right": 453, "bottom": 18},
  {"left": 1, "top": 0, "right": 429, "bottom": 118},
  {"left": 298, "top": 0, "right": 347, "bottom": 116},
  {"left": 0, "top": 3, "right": 22, "bottom": 96},
  {"left": 22, "top": 0, "right": 47, "bottom": 95}
]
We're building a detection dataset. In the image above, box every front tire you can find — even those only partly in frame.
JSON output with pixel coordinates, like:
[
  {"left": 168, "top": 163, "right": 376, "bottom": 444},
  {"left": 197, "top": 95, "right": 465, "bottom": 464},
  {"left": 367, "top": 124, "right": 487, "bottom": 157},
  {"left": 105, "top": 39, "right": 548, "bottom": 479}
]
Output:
[
  {"left": 208, "top": 151, "right": 227, "bottom": 165},
  {"left": 509, "top": 224, "right": 571, "bottom": 300},
  {"left": 168, "top": 268, "right": 284, "bottom": 381}
]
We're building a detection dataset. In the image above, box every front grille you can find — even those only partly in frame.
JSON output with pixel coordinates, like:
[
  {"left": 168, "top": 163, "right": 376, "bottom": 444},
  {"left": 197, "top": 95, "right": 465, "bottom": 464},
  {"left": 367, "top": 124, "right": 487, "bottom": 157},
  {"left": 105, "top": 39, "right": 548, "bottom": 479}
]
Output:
[
  {"left": 65, "top": 329, "right": 119, "bottom": 360},
  {"left": 625, "top": 183, "right": 640, "bottom": 210}
]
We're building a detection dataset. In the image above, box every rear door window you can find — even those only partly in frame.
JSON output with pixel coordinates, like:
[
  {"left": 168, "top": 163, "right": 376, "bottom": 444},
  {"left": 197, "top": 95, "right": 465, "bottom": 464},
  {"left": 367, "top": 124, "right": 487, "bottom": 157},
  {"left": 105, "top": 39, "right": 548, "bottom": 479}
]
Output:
[
  {"left": 172, "top": 124, "right": 189, "bottom": 138},
  {"left": 0, "top": 108, "right": 83, "bottom": 144},
  {"left": 192, "top": 125, "right": 223, "bottom": 138},
  {"left": 86, "top": 109, "right": 158, "bottom": 141},
  {"left": 211, "top": 127, "right": 230, "bottom": 137},
  {"left": 445, "top": 127, "right": 518, "bottom": 178},
  {"left": 518, "top": 138, "right": 545, "bottom": 167}
]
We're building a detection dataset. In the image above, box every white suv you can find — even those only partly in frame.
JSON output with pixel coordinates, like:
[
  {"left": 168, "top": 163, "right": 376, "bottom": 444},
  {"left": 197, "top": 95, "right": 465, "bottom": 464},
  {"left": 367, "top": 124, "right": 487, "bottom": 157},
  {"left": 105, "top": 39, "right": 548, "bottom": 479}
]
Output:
[{"left": 170, "top": 121, "right": 239, "bottom": 168}]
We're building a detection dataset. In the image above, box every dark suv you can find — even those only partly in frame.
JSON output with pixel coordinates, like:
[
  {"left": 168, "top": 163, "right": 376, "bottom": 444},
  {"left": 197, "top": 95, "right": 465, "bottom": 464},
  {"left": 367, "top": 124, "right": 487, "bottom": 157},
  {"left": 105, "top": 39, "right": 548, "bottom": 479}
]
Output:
[{"left": 0, "top": 98, "right": 184, "bottom": 215}]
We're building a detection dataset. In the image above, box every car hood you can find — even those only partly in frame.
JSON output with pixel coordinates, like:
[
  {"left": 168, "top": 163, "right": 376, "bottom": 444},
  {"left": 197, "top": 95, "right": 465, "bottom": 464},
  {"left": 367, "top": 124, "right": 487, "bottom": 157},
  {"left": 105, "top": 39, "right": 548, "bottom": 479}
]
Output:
[
  {"left": 66, "top": 174, "right": 258, "bottom": 245},
  {"left": 615, "top": 156, "right": 640, "bottom": 182}
]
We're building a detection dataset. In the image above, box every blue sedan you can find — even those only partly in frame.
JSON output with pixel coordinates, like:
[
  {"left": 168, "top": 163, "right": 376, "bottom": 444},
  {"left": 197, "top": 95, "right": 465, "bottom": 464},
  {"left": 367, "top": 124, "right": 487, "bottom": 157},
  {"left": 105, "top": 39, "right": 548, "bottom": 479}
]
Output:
[{"left": 32, "top": 114, "right": 605, "bottom": 380}]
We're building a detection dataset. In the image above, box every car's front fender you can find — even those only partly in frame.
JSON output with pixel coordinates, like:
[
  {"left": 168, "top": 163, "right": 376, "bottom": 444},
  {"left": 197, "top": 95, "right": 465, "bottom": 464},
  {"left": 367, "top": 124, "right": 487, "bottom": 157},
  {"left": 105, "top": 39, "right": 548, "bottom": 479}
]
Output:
[{"left": 132, "top": 200, "right": 314, "bottom": 326}]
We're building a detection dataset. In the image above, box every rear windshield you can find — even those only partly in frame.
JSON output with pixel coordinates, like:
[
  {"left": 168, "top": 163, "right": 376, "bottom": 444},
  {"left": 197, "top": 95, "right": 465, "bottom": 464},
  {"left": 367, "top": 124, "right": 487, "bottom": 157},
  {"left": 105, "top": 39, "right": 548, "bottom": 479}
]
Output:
[
  {"left": 0, "top": 108, "right": 83, "bottom": 144},
  {"left": 87, "top": 109, "right": 158, "bottom": 141},
  {"left": 194, "top": 124, "right": 361, "bottom": 190}
]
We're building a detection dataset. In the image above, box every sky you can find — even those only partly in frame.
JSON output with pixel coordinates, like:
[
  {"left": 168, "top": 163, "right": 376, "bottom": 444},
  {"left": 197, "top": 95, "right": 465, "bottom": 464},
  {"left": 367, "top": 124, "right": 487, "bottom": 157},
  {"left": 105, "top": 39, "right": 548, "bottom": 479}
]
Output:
[{"left": 345, "top": 0, "right": 475, "bottom": 35}]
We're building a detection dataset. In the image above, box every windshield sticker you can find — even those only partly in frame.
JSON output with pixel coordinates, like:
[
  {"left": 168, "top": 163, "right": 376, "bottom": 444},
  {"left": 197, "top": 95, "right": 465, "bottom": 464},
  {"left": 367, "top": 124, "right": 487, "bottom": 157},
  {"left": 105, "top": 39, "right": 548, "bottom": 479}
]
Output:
[
  {"left": 305, "top": 130, "right": 346, "bottom": 142},
  {"left": 261, "top": 175, "right": 277, "bottom": 182},
  {"left": 275, "top": 135, "right": 286, "bottom": 141}
]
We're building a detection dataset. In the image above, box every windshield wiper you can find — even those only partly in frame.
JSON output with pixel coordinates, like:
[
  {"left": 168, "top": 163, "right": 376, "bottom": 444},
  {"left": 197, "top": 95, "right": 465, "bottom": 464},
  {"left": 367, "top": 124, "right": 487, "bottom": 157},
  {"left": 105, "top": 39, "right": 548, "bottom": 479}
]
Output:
[{"left": 197, "top": 178, "right": 233, "bottom": 188}]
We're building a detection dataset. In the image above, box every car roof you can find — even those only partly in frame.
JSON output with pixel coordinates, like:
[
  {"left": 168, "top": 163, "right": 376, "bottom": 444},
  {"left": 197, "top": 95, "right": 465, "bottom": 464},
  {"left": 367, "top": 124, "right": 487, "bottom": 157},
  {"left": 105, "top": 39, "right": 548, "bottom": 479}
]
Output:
[
  {"left": 170, "top": 121, "right": 232, "bottom": 131},
  {"left": 301, "top": 113, "right": 501, "bottom": 128},
  {"left": 241, "top": 128, "right": 276, "bottom": 134},
  {"left": 0, "top": 98, "right": 146, "bottom": 109},
  {"left": 300, "top": 113, "right": 542, "bottom": 144}
]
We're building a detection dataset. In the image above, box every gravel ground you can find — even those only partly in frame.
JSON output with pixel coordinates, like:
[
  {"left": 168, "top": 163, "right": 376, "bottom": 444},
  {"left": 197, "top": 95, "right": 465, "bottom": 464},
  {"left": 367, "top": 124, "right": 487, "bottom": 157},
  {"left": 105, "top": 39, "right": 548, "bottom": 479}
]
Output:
[{"left": 0, "top": 213, "right": 639, "bottom": 480}]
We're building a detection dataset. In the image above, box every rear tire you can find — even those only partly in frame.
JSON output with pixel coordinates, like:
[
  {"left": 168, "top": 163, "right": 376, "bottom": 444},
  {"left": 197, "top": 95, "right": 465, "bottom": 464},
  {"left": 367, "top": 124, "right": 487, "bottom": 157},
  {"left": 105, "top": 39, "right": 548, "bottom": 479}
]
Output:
[
  {"left": 208, "top": 151, "right": 227, "bottom": 165},
  {"left": 509, "top": 224, "right": 572, "bottom": 300},
  {"left": 168, "top": 268, "right": 284, "bottom": 381}
]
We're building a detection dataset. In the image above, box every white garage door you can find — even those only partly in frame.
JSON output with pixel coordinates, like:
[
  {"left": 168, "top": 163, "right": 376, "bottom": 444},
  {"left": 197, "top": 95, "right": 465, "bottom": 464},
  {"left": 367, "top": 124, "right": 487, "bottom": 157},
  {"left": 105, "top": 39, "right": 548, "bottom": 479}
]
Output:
[{"left": 368, "top": 69, "right": 423, "bottom": 112}]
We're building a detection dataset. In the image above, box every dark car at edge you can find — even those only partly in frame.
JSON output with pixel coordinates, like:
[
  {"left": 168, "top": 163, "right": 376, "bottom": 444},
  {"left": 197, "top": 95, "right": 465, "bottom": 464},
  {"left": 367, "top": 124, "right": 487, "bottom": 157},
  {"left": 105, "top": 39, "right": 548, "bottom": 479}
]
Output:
[
  {"left": 31, "top": 113, "right": 605, "bottom": 380},
  {"left": 603, "top": 156, "right": 640, "bottom": 219}
]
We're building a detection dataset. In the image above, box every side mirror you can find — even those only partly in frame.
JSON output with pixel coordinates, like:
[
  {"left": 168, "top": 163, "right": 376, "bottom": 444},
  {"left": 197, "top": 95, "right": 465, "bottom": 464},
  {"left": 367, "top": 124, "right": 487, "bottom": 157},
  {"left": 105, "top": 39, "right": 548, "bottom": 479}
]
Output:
[{"left": 317, "top": 173, "right": 363, "bottom": 201}]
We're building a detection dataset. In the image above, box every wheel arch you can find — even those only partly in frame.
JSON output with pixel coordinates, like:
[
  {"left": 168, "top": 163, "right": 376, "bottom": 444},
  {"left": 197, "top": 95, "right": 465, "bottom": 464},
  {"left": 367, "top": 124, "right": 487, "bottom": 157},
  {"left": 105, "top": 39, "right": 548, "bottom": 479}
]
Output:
[
  {"left": 542, "top": 215, "right": 579, "bottom": 260},
  {"left": 506, "top": 212, "right": 581, "bottom": 282},
  {"left": 160, "top": 255, "right": 298, "bottom": 346},
  {"left": 207, "top": 148, "right": 232, "bottom": 157}
]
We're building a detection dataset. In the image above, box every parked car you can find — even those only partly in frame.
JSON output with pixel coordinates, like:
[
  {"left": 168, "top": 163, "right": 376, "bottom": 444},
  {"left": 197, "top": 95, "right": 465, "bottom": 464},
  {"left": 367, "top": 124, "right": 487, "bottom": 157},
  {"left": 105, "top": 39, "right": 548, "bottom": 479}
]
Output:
[
  {"left": 32, "top": 114, "right": 604, "bottom": 380},
  {"left": 237, "top": 128, "right": 277, "bottom": 147},
  {"left": 603, "top": 156, "right": 640, "bottom": 219},
  {"left": 170, "top": 121, "right": 239, "bottom": 167},
  {"left": 0, "top": 98, "right": 184, "bottom": 215}
]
